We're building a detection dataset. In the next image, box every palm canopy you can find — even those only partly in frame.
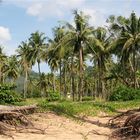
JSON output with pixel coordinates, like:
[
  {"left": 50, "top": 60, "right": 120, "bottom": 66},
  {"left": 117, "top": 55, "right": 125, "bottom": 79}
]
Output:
[
  {"left": 17, "top": 41, "right": 31, "bottom": 73},
  {"left": 0, "top": 47, "right": 8, "bottom": 83},
  {"left": 5, "top": 55, "right": 19, "bottom": 82},
  {"left": 61, "top": 10, "right": 93, "bottom": 53},
  {"left": 88, "top": 27, "right": 112, "bottom": 70},
  {"left": 107, "top": 12, "right": 140, "bottom": 88},
  {"left": 107, "top": 12, "right": 140, "bottom": 61},
  {"left": 28, "top": 31, "right": 47, "bottom": 74}
]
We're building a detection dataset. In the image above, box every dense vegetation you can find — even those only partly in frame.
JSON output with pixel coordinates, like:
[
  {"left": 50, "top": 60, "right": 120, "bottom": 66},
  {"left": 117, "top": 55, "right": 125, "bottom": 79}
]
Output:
[
  {"left": 0, "top": 10, "right": 140, "bottom": 102},
  {"left": 0, "top": 84, "right": 22, "bottom": 104}
]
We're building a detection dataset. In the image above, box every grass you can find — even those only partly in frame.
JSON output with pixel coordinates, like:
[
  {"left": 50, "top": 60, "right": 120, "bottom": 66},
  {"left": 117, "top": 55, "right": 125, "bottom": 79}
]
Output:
[
  {"left": 39, "top": 99, "right": 140, "bottom": 117},
  {"left": 13, "top": 98, "right": 140, "bottom": 117}
]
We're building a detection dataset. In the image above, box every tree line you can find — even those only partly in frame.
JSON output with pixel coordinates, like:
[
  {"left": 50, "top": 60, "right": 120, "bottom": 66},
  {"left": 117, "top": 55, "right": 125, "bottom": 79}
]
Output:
[{"left": 0, "top": 10, "right": 140, "bottom": 101}]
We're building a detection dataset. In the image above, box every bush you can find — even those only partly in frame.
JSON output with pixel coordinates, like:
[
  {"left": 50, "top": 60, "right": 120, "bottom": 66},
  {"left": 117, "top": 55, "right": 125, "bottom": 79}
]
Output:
[
  {"left": 82, "top": 96, "right": 94, "bottom": 101},
  {"left": 46, "top": 91, "right": 61, "bottom": 102},
  {"left": 0, "top": 84, "right": 22, "bottom": 104},
  {"left": 109, "top": 86, "right": 140, "bottom": 101}
]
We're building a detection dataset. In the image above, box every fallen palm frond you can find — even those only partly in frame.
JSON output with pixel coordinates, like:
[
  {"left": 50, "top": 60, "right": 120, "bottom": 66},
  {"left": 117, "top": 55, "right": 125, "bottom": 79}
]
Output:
[
  {"left": 0, "top": 105, "right": 46, "bottom": 139},
  {"left": 108, "top": 108, "right": 140, "bottom": 140}
]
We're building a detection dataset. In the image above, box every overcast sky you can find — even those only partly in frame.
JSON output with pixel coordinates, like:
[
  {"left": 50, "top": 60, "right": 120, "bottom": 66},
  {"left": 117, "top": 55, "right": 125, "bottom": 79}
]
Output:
[{"left": 0, "top": 0, "right": 140, "bottom": 73}]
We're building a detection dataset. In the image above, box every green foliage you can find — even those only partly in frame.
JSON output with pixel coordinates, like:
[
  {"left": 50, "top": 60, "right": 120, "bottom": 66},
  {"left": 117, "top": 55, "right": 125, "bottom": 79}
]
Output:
[
  {"left": 41, "top": 101, "right": 76, "bottom": 116},
  {"left": 46, "top": 91, "right": 61, "bottom": 102},
  {"left": 0, "top": 84, "right": 22, "bottom": 104},
  {"left": 39, "top": 99, "right": 140, "bottom": 117},
  {"left": 109, "top": 86, "right": 140, "bottom": 101},
  {"left": 82, "top": 96, "right": 94, "bottom": 101}
]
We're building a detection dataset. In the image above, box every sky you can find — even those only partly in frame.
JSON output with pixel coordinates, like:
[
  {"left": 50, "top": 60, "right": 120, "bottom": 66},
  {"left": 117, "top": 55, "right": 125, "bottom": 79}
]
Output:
[{"left": 0, "top": 0, "right": 140, "bottom": 73}]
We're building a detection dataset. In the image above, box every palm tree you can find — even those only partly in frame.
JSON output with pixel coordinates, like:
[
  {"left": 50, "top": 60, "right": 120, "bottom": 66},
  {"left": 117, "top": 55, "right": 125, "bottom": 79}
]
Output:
[
  {"left": 5, "top": 55, "right": 19, "bottom": 83},
  {"left": 88, "top": 27, "right": 112, "bottom": 98},
  {"left": 29, "top": 31, "right": 46, "bottom": 75},
  {"left": 47, "top": 26, "right": 66, "bottom": 96},
  {"left": 17, "top": 41, "right": 31, "bottom": 98},
  {"left": 47, "top": 48, "right": 59, "bottom": 92},
  {"left": 108, "top": 12, "right": 140, "bottom": 88},
  {"left": 37, "top": 72, "right": 47, "bottom": 97},
  {"left": 60, "top": 10, "right": 93, "bottom": 101},
  {"left": 0, "top": 47, "right": 7, "bottom": 83}
]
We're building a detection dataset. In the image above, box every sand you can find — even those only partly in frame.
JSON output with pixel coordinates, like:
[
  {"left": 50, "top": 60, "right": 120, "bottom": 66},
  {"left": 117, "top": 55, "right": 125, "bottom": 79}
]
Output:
[{"left": 0, "top": 112, "right": 111, "bottom": 140}]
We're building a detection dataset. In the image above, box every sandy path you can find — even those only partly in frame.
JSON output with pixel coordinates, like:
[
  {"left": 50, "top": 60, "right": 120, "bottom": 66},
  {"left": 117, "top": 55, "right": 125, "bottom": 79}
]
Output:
[{"left": 0, "top": 112, "right": 111, "bottom": 140}]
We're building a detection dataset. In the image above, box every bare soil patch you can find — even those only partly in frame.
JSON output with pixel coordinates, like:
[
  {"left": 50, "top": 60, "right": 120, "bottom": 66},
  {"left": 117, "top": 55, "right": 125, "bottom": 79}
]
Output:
[{"left": 0, "top": 112, "right": 111, "bottom": 140}]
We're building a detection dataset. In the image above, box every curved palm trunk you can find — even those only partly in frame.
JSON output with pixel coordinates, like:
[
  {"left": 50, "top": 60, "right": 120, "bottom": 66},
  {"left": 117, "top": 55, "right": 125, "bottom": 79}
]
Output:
[
  {"left": 24, "top": 71, "right": 28, "bottom": 98},
  {"left": 78, "top": 47, "right": 83, "bottom": 101}
]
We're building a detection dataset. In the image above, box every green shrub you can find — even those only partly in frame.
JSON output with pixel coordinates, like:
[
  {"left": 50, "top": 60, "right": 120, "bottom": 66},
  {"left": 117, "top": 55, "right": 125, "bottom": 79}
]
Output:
[
  {"left": 82, "top": 96, "right": 94, "bottom": 101},
  {"left": 0, "top": 84, "right": 22, "bottom": 104},
  {"left": 46, "top": 91, "right": 61, "bottom": 102},
  {"left": 109, "top": 86, "right": 140, "bottom": 101}
]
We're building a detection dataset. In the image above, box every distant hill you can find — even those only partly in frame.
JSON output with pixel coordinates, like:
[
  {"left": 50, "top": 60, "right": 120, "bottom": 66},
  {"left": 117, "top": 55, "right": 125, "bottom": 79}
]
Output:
[{"left": 15, "top": 71, "right": 39, "bottom": 93}]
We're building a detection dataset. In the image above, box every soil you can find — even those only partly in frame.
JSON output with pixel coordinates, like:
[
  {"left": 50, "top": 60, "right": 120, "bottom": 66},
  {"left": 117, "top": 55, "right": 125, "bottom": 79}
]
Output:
[{"left": 0, "top": 112, "right": 112, "bottom": 140}]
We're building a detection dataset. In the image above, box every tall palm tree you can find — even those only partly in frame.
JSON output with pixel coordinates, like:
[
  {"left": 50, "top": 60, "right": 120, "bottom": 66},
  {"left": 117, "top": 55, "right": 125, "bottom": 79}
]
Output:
[
  {"left": 0, "top": 47, "right": 7, "bottom": 83},
  {"left": 47, "top": 26, "right": 66, "bottom": 95},
  {"left": 47, "top": 48, "right": 59, "bottom": 92},
  {"left": 5, "top": 55, "right": 19, "bottom": 83},
  {"left": 17, "top": 41, "right": 31, "bottom": 98},
  {"left": 88, "top": 27, "right": 112, "bottom": 98},
  {"left": 29, "top": 31, "right": 46, "bottom": 75},
  {"left": 108, "top": 12, "right": 140, "bottom": 88},
  {"left": 37, "top": 72, "right": 47, "bottom": 97},
  {"left": 60, "top": 10, "right": 93, "bottom": 101}
]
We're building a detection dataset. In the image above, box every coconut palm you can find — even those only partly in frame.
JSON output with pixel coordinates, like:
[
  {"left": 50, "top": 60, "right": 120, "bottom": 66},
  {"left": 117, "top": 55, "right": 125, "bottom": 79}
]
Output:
[
  {"left": 37, "top": 72, "right": 47, "bottom": 97},
  {"left": 88, "top": 27, "right": 113, "bottom": 98},
  {"left": 0, "top": 47, "right": 7, "bottom": 83},
  {"left": 17, "top": 41, "right": 31, "bottom": 98},
  {"left": 48, "top": 26, "right": 66, "bottom": 95},
  {"left": 59, "top": 10, "right": 93, "bottom": 101},
  {"left": 47, "top": 48, "right": 59, "bottom": 92},
  {"left": 29, "top": 31, "right": 46, "bottom": 75},
  {"left": 108, "top": 12, "right": 140, "bottom": 88},
  {"left": 5, "top": 55, "right": 19, "bottom": 83}
]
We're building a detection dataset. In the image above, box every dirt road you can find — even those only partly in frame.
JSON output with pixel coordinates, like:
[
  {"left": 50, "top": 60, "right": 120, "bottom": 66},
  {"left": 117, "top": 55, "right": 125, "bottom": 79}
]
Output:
[{"left": 0, "top": 112, "right": 111, "bottom": 140}]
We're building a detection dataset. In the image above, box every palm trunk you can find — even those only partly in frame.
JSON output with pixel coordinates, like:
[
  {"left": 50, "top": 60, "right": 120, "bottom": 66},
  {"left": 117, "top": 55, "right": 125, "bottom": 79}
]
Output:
[
  {"left": 133, "top": 49, "right": 136, "bottom": 89},
  {"left": 24, "top": 71, "right": 28, "bottom": 98},
  {"left": 0, "top": 67, "right": 2, "bottom": 83},
  {"left": 52, "top": 71, "right": 56, "bottom": 92},
  {"left": 78, "top": 47, "right": 83, "bottom": 101},
  {"left": 71, "top": 56, "right": 75, "bottom": 101},
  {"left": 37, "top": 61, "right": 41, "bottom": 75},
  {"left": 98, "top": 58, "right": 102, "bottom": 98},
  {"left": 59, "top": 59, "right": 62, "bottom": 97},
  {"left": 63, "top": 61, "right": 67, "bottom": 98}
]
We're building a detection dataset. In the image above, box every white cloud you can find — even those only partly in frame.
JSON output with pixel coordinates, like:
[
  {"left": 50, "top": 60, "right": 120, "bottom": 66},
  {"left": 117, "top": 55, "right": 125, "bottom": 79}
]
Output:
[
  {"left": 4, "top": 44, "right": 17, "bottom": 56},
  {"left": 25, "top": 0, "right": 106, "bottom": 26},
  {"left": 0, "top": 26, "right": 14, "bottom": 56},
  {"left": 27, "top": 3, "right": 42, "bottom": 16},
  {"left": 0, "top": 26, "right": 11, "bottom": 43},
  {"left": 26, "top": 0, "right": 85, "bottom": 20},
  {"left": 6, "top": 0, "right": 107, "bottom": 26},
  {"left": 81, "top": 8, "right": 106, "bottom": 27}
]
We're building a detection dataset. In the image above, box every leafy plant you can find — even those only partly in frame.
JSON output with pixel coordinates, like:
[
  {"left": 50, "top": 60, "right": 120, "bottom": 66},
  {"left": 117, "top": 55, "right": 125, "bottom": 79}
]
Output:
[
  {"left": 46, "top": 91, "right": 61, "bottom": 102},
  {"left": 109, "top": 85, "right": 140, "bottom": 101},
  {"left": 82, "top": 96, "right": 94, "bottom": 101},
  {"left": 0, "top": 84, "right": 22, "bottom": 104}
]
